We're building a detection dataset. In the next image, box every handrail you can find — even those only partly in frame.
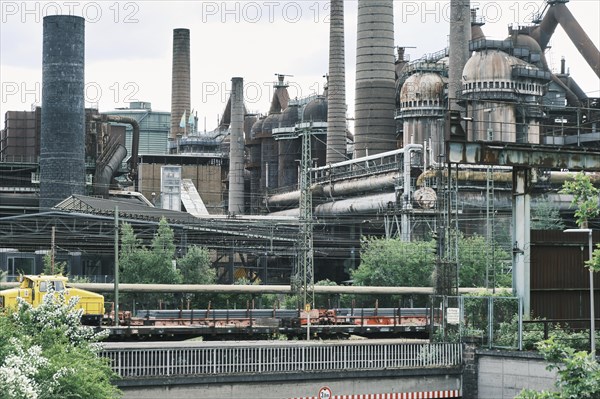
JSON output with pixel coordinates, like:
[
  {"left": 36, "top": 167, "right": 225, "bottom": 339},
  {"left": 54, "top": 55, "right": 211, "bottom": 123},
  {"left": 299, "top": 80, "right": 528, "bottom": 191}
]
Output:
[{"left": 101, "top": 341, "right": 462, "bottom": 378}]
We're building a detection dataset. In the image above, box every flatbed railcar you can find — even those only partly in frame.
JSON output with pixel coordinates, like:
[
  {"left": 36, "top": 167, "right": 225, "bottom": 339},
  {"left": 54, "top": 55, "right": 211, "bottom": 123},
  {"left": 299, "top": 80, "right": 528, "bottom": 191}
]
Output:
[{"left": 103, "top": 307, "right": 441, "bottom": 340}]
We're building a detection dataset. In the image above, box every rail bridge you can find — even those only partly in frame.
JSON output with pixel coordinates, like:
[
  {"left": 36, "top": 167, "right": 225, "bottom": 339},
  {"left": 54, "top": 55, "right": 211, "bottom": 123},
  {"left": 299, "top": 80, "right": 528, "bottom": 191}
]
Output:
[{"left": 102, "top": 339, "right": 463, "bottom": 399}]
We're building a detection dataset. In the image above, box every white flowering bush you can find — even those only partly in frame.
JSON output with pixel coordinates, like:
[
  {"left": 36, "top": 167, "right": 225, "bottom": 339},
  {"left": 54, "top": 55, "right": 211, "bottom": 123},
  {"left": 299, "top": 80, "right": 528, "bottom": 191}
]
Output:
[
  {"left": 13, "top": 287, "right": 108, "bottom": 349},
  {"left": 0, "top": 338, "right": 73, "bottom": 399},
  {"left": 0, "top": 288, "right": 120, "bottom": 398}
]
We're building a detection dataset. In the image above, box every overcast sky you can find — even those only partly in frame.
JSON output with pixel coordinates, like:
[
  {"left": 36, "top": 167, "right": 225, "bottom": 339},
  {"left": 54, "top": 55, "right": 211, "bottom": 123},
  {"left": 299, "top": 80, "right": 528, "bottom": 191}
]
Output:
[{"left": 1, "top": 0, "right": 599, "bottom": 132}]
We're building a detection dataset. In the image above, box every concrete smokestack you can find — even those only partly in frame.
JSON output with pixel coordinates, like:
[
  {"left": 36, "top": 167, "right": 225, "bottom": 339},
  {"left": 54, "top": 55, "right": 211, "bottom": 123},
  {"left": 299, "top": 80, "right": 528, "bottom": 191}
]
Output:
[
  {"left": 171, "top": 28, "right": 191, "bottom": 140},
  {"left": 40, "top": 15, "right": 85, "bottom": 209},
  {"left": 354, "top": 0, "right": 396, "bottom": 158},
  {"left": 228, "top": 77, "right": 245, "bottom": 215},
  {"left": 449, "top": 0, "right": 471, "bottom": 112},
  {"left": 326, "top": 0, "right": 347, "bottom": 164}
]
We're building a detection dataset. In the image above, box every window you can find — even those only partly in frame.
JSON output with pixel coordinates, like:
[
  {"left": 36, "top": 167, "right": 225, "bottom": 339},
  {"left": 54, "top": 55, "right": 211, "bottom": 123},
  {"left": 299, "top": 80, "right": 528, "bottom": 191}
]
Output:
[
  {"left": 8, "top": 256, "right": 35, "bottom": 276},
  {"left": 53, "top": 281, "right": 65, "bottom": 291}
]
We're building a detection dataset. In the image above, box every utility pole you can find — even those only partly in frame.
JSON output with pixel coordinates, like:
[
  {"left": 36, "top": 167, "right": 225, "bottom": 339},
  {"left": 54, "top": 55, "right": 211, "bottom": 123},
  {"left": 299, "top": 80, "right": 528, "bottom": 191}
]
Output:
[
  {"left": 435, "top": 137, "right": 459, "bottom": 297},
  {"left": 114, "top": 206, "right": 119, "bottom": 327},
  {"left": 51, "top": 226, "right": 55, "bottom": 274},
  {"left": 296, "top": 126, "right": 315, "bottom": 337}
]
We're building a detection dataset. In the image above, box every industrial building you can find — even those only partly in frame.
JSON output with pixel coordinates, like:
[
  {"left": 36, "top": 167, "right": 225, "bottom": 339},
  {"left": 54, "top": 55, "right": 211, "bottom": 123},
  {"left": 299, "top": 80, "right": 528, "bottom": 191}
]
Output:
[{"left": 1, "top": 1, "right": 599, "bottom": 320}]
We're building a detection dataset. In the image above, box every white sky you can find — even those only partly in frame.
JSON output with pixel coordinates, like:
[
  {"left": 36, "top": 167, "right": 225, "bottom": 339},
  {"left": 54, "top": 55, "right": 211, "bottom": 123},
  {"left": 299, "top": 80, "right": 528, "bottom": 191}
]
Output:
[{"left": 1, "top": 0, "right": 599, "bottom": 132}]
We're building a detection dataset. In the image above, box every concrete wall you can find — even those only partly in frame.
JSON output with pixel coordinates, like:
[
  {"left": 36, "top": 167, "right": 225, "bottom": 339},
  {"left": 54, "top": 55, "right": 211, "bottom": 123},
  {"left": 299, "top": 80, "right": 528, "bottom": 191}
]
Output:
[
  {"left": 117, "top": 369, "right": 461, "bottom": 399},
  {"left": 477, "top": 350, "right": 558, "bottom": 399}
]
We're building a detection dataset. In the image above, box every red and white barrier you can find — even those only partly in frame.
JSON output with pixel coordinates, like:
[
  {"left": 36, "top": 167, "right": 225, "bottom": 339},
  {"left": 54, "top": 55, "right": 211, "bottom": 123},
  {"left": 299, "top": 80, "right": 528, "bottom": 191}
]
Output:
[{"left": 290, "top": 390, "right": 461, "bottom": 399}]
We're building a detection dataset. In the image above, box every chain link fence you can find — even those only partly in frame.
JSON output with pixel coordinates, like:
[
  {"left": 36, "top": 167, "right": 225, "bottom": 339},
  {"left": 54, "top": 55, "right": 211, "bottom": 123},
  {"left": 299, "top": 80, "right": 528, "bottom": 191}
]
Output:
[{"left": 431, "top": 295, "right": 523, "bottom": 350}]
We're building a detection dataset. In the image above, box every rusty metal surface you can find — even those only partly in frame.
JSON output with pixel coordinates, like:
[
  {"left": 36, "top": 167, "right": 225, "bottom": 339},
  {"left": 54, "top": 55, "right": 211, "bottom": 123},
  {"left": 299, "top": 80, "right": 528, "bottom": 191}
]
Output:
[
  {"left": 530, "top": 230, "right": 600, "bottom": 321},
  {"left": 447, "top": 141, "right": 600, "bottom": 171}
]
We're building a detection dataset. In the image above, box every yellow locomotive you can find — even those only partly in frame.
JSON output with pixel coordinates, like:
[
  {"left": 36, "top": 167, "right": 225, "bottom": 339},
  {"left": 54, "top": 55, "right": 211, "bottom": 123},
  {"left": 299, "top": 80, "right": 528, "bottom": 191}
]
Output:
[{"left": 0, "top": 274, "right": 105, "bottom": 325}]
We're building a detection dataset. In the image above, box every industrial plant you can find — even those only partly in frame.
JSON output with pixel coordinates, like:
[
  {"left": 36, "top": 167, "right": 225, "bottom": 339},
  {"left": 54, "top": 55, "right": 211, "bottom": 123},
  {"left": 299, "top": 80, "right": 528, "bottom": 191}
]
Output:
[{"left": 1, "top": 0, "right": 599, "bottom": 322}]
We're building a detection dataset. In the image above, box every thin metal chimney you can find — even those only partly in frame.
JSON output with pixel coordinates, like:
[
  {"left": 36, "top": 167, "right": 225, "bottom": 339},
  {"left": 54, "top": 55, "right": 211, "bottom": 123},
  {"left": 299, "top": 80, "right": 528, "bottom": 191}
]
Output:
[
  {"left": 326, "top": 0, "right": 347, "bottom": 164},
  {"left": 171, "top": 28, "right": 191, "bottom": 140},
  {"left": 40, "top": 15, "right": 85, "bottom": 209},
  {"left": 449, "top": 0, "right": 471, "bottom": 112},
  {"left": 354, "top": 0, "right": 396, "bottom": 158},
  {"left": 228, "top": 77, "right": 245, "bottom": 215}
]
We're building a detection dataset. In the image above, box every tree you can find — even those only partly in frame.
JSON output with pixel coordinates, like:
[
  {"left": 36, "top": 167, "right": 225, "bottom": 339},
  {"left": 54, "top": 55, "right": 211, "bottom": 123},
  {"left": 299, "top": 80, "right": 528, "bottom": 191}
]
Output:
[
  {"left": 560, "top": 172, "right": 599, "bottom": 228},
  {"left": 587, "top": 245, "right": 600, "bottom": 272},
  {"left": 458, "top": 234, "right": 511, "bottom": 288},
  {"left": 561, "top": 172, "right": 600, "bottom": 272},
  {"left": 516, "top": 337, "right": 600, "bottom": 398},
  {"left": 41, "top": 253, "right": 67, "bottom": 277},
  {"left": 176, "top": 245, "right": 216, "bottom": 308},
  {"left": 531, "top": 197, "right": 566, "bottom": 230},
  {"left": 120, "top": 218, "right": 182, "bottom": 285},
  {"left": 177, "top": 246, "right": 215, "bottom": 285},
  {"left": 352, "top": 235, "right": 510, "bottom": 296},
  {"left": 119, "top": 218, "right": 183, "bottom": 309},
  {"left": 0, "top": 288, "right": 120, "bottom": 399},
  {"left": 352, "top": 237, "right": 435, "bottom": 288}
]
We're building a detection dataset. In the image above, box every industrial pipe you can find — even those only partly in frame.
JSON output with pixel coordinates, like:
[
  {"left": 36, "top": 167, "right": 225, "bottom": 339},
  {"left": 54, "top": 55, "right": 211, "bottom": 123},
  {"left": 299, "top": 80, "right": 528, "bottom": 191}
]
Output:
[
  {"left": 90, "top": 114, "right": 140, "bottom": 190},
  {"left": 94, "top": 141, "right": 127, "bottom": 197},
  {"left": 532, "top": 2, "right": 600, "bottom": 78},
  {"left": 417, "top": 168, "right": 600, "bottom": 188},
  {"left": 0, "top": 282, "right": 487, "bottom": 295},
  {"left": 266, "top": 173, "right": 398, "bottom": 208},
  {"left": 551, "top": 73, "right": 582, "bottom": 107},
  {"left": 268, "top": 146, "right": 421, "bottom": 208},
  {"left": 558, "top": 74, "right": 588, "bottom": 102}
]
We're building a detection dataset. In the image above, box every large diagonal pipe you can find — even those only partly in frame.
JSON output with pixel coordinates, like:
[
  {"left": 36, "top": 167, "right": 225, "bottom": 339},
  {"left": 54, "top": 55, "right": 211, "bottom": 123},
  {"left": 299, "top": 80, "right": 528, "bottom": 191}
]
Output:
[
  {"left": 90, "top": 114, "right": 140, "bottom": 190},
  {"left": 531, "top": 2, "right": 600, "bottom": 78}
]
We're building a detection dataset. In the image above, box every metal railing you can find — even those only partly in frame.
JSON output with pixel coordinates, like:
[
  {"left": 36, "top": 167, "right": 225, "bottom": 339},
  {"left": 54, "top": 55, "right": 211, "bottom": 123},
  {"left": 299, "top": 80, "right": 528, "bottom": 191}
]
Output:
[{"left": 101, "top": 340, "right": 462, "bottom": 379}]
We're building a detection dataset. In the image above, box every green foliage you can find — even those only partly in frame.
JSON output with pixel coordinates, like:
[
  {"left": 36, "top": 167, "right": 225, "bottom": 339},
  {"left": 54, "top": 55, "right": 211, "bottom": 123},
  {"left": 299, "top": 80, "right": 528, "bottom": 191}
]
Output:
[
  {"left": 177, "top": 246, "right": 215, "bottom": 285},
  {"left": 272, "top": 279, "right": 343, "bottom": 310},
  {"left": 531, "top": 198, "right": 566, "bottom": 230},
  {"left": 351, "top": 235, "right": 511, "bottom": 299},
  {"left": 516, "top": 337, "right": 600, "bottom": 399},
  {"left": 587, "top": 244, "right": 600, "bottom": 272},
  {"left": 0, "top": 289, "right": 120, "bottom": 399},
  {"left": 349, "top": 237, "right": 435, "bottom": 307},
  {"left": 42, "top": 253, "right": 66, "bottom": 276},
  {"left": 458, "top": 234, "right": 512, "bottom": 288},
  {"left": 175, "top": 245, "right": 217, "bottom": 308},
  {"left": 435, "top": 291, "right": 518, "bottom": 345},
  {"left": 151, "top": 218, "right": 176, "bottom": 261},
  {"left": 352, "top": 237, "right": 435, "bottom": 287},
  {"left": 494, "top": 315, "right": 594, "bottom": 351},
  {"left": 560, "top": 172, "right": 599, "bottom": 228},
  {"left": 560, "top": 172, "right": 600, "bottom": 273},
  {"left": 69, "top": 275, "right": 92, "bottom": 283},
  {"left": 119, "top": 218, "right": 183, "bottom": 309}
]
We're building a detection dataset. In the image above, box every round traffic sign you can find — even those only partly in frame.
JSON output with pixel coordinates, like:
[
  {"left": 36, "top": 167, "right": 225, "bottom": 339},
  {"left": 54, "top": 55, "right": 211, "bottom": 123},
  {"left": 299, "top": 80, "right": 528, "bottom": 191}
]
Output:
[{"left": 318, "top": 386, "right": 332, "bottom": 399}]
